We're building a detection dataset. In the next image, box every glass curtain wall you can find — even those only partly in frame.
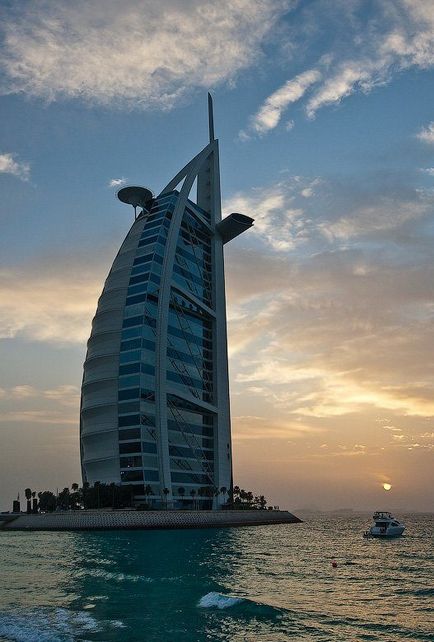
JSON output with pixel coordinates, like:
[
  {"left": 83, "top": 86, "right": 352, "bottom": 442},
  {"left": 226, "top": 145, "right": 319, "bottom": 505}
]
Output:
[
  {"left": 117, "top": 193, "right": 216, "bottom": 507},
  {"left": 118, "top": 193, "right": 175, "bottom": 498}
]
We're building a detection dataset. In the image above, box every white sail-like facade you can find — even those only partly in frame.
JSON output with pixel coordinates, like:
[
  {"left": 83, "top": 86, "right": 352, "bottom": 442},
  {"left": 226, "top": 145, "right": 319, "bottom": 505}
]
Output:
[{"left": 80, "top": 97, "right": 253, "bottom": 508}]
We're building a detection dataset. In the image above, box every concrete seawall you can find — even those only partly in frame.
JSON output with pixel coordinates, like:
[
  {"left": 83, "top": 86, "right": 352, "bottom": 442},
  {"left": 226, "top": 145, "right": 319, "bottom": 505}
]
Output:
[{"left": 1, "top": 510, "right": 301, "bottom": 531}]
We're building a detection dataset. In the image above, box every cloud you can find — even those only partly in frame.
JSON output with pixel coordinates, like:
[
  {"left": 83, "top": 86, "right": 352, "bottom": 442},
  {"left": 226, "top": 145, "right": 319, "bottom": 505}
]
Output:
[
  {"left": 244, "top": 69, "right": 321, "bottom": 136},
  {"left": 43, "top": 385, "right": 80, "bottom": 407},
  {"left": 0, "top": 152, "right": 30, "bottom": 180},
  {"left": 228, "top": 249, "right": 434, "bottom": 418},
  {"left": 232, "top": 415, "right": 323, "bottom": 440},
  {"left": 226, "top": 169, "right": 434, "bottom": 426},
  {"left": 305, "top": 59, "right": 385, "bottom": 119},
  {"left": 320, "top": 194, "right": 433, "bottom": 241},
  {"left": 5, "top": 384, "right": 80, "bottom": 406},
  {"left": 109, "top": 177, "right": 127, "bottom": 188},
  {"left": 0, "top": 385, "right": 80, "bottom": 425},
  {"left": 417, "top": 122, "right": 434, "bottom": 144},
  {"left": 0, "top": 410, "right": 77, "bottom": 425},
  {"left": 243, "top": 0, "right": 434, "bottom": 132},
  {"left": 225, "top": 172, "right": 433, "bottom": 254},
  {"left": 224, "top": 176, "right": 321, "bottom": 251},
  {"left": 0, "top": 0, "right": 289, "bottom": 109},
  {"left": 10, "top": 386, "right": 38, "bottom": 399},
  {"left": 305, "top": 0, "right": 434, "bottom": 117},
  {"left": 0, "top": 262, "right": 102, "bottom": 344}
]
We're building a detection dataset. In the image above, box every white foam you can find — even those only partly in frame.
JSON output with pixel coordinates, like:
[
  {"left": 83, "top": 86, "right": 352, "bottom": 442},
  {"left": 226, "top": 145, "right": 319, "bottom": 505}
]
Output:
[
  {"left": 109, "top": 620, "right": 127, "bottom": 628},
  {"left": 0, "top": 607, "right": 101, "bottom": 641},
  {"left": 82, "top": 569, "right": 153, "bottom": 583},
  {"left": 198, "top": 592, "right": 243, "bottom": 609},
  {"left": 72, "top": 611, "right": 99, "bottom": 631}
]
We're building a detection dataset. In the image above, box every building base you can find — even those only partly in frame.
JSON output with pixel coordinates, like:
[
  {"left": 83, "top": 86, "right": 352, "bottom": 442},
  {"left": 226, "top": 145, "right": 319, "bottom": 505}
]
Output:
[{"left": 1, "top": 510, "right": 302, "bottom": 531}]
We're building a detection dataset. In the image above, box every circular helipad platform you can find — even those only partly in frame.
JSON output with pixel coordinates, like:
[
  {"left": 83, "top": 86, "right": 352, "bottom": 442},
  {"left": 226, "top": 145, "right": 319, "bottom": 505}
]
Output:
[{"left": 117, "top": 186, "right": 154, "bottom": 210}]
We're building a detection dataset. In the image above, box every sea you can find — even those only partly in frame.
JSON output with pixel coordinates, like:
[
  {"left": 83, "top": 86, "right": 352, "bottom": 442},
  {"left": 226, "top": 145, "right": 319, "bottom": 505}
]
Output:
[{"left": 0, "top": 512, "right": 432, "bottom": 642}]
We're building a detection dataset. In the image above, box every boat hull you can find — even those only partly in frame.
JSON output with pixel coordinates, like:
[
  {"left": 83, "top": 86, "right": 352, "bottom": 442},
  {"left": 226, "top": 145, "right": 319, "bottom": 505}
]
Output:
[{"left": 369, "top": 527, "right": 405, "bottom": 538}]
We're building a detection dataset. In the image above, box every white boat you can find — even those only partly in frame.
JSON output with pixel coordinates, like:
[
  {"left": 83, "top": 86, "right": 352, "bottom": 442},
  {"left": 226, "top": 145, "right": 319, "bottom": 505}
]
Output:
[{"left": 364, "top": 511, "right": 405, "bottom": 538}]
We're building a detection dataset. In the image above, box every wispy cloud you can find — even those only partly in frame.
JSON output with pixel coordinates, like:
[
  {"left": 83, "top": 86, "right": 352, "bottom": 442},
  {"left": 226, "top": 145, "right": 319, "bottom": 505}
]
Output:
[
  {"left": 0, "top": 410, "right": 77, "bottom": 425},
  {"left": 417, "top": 122, "right": 434, "bottom": 144},
  {"left": 225, "top": 173, "right": 434, "bottom": 252},
  {"left": 242, "top": 0, "right": 434, "bottom": 134},
  {"left": 320, "top": 195, "right": 433, "bottom": 241},
  {"left": 0, "top": 0, "right": 289, "bottom": 109},
  {"left": 109, "top": 177, "right": 127, "bottom": 188},
  {"left": 232, "top": 415, "right": 324, "bottom": 441},
  {"left": 0, "top": 263, "right": 101, "bottom": 344},
  {"left": 0, "top": 385, "right": 80, "bottom": 425},
  {"left": 304, "top": 59, "right": 385, "bottom": 119},
  {"left": 304, "top": 0, "right": 434, "bottom": 117},
  {"left": 242, "top": 69, "right": 321, "bottom": 137},
  {"left": 0, "top": 152, "right": 30, "bottom": 180},
  {"left": 224, "top": 176, "right": 321, "bottom": 251}
]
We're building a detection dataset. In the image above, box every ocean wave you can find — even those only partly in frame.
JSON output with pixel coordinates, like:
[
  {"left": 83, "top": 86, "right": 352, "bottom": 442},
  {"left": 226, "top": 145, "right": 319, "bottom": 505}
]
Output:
[
  {"left": 197, "top": 592, "right": 285, "bottom": 620},
  {"left": 198, "top": 592, "right": 244, "bottom": 609}
]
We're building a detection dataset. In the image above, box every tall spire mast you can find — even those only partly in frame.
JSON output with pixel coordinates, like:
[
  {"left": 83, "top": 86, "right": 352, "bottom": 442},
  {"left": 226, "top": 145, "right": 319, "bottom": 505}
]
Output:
[{"left": 208, "top": 92, "right": 215, "bottom": 142}]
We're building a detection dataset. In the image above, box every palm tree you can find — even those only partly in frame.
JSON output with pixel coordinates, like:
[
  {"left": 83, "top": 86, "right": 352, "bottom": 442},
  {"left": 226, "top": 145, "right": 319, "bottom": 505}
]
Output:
[
  {"left": 82, "top": 481, "right": 90, "bottom": 509},
  {"left": 198, "top": 486, "right": 213, "bottom": 509},
  {"left": 220, "top": 486, "right": 227, "bottom": 506},
  {"left": 71, "top": 483, "right": 80, "bottom": 510},
  {"left": 144, "top": 484, "right": 153, "bottom": 507},
  {"left": 25, "top": 488, "right": 32, "bottom": 514},
  {"left": 233, "top": 487, "right": 243, "bottom": 508},
  {"left": 94, "top": 481, "right": 101, "bottom": 509},
  {"left": 190, "top": 488, "right": 197, "bottom": 510},
  {"left": 177, "top": 487, "right": 185, "bottom": 507},
  {"left": 57, "top": 487, "right": 70, "bottom": 511},
  {"left": 212, "top": 486, "right": 219, "bottom": 510},
  {"left": 197, "top": 486, "right": 204, "bottom": 509},
  {"left": 37, "top": 490, "right": 56, "bottom": 513},
  {"left": 233, "top": 486, "right": 240, "bottom": 506},
  {"left": 162, "top": 487, "right": 170, "bottom": 509},
  {"left": 109, "top": 482, "right": 117, "bottom": 509}
]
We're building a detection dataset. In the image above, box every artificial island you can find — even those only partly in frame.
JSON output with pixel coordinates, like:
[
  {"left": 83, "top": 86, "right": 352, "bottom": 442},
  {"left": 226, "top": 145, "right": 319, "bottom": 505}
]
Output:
[{"left": 1, "top": 96, "right": 300, "bottom": 531}]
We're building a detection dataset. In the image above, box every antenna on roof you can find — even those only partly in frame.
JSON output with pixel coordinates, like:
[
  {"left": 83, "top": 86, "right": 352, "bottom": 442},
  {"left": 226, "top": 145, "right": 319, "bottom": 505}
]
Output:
[{"left": 208, "top": 92, "right": 215, "bottom": 143}]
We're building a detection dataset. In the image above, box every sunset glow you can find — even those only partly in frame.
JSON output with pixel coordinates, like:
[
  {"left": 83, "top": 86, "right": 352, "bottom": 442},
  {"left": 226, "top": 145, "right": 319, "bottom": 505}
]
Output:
[{"left": 1, "top": 0, "right": 434, "bottom": 513}]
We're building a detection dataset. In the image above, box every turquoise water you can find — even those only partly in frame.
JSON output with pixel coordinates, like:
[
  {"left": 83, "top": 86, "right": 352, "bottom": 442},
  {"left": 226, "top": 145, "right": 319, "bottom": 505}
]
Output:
[{"left": 0, "top": 513, "right": 432, "bottom": 641}]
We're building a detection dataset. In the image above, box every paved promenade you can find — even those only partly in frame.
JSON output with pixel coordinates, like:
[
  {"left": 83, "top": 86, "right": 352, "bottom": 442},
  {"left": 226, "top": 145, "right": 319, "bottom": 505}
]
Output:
[{"left": 0, "top": 509, "right": 301, "bottom": 531}]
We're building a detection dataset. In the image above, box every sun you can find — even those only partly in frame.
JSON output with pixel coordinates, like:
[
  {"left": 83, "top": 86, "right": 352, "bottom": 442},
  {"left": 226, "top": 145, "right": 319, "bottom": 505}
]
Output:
[{"left": 383, "top": 483, "right": 392, "bottom": 491}]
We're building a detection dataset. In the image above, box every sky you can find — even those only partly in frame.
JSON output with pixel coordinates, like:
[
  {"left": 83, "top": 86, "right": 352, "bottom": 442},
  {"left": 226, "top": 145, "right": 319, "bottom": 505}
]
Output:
[{"left": 1, "top": 0, "right": 434, "bottom": 512}]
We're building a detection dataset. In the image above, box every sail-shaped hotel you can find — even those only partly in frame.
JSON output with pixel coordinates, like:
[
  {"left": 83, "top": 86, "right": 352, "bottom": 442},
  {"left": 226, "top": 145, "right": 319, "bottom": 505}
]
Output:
[{"left": 80, "top": 96, "right": 253, "bottom": 509}]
